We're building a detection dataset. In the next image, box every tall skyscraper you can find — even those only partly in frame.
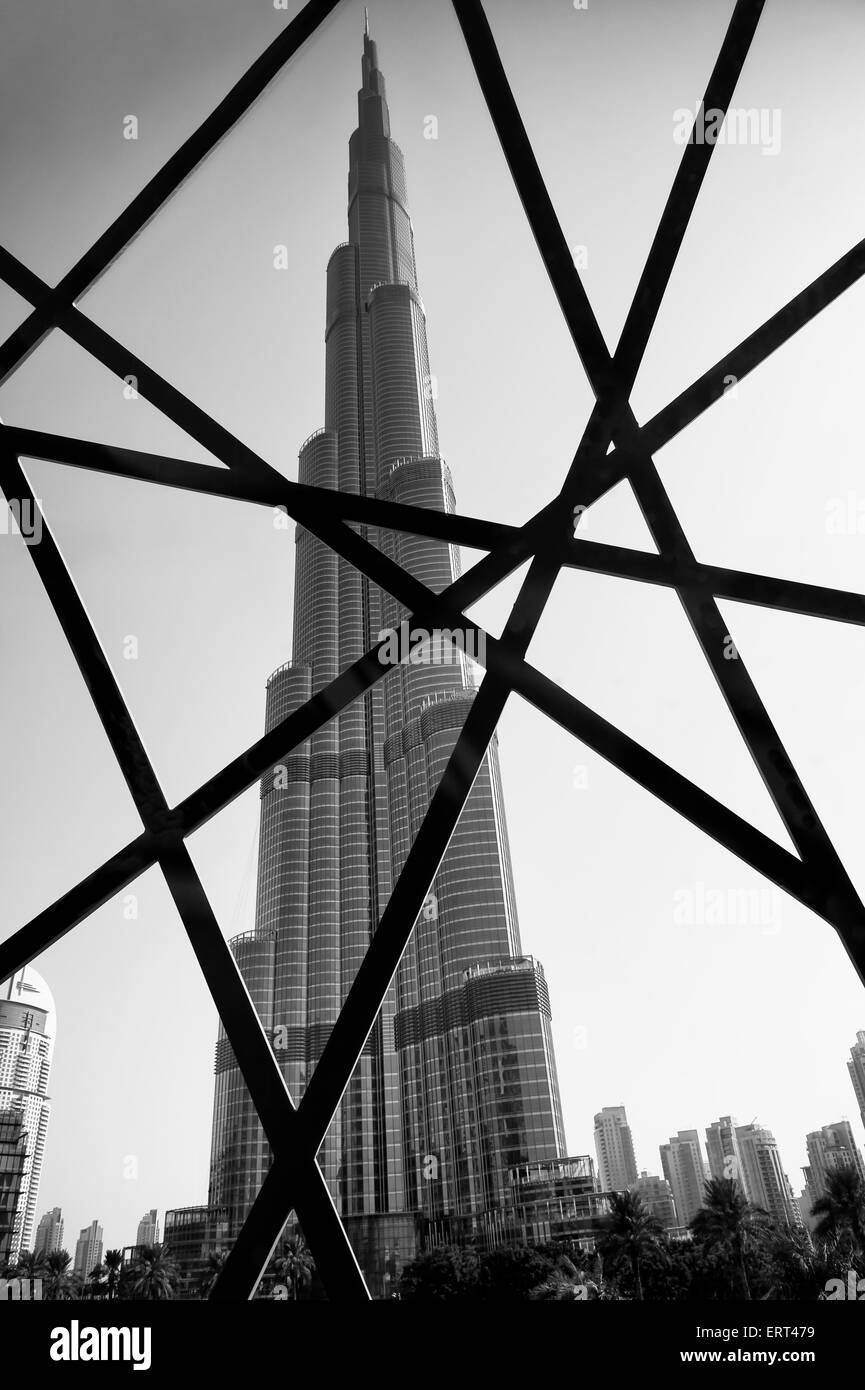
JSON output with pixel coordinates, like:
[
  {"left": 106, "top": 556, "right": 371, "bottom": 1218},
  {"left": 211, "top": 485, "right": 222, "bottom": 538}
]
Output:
[
  {"left": 848, "top": 1031, "right": 865, "bottom": 1131},
  {"left": 735, "top": 1122, "right": 800, "bottom": 1229},
  {"left": 136, "top": 1209, "right": 160, "bottom": 1248},
  {"left": 33, "top": 1206, "right": 64, "bottom": 1259},
  {"left": 660, "top": 1130, "right": 708, "bottom": 1228},
  {"left": 631, "top": 1171, "right": 677, "bottom": 1231},
  {"left": 705, "top": 1115, "right": 746, "bottom": 1190},
  {"left": 208, "top": 21, "right": 565, "bottom": 1285},
  {"left": 802, "top": 1120, "right": 865, "bottom": 1217},
  {"left": 594, "top": 1107, "right": 638, "bottom": 1191},
  {"left": 0, "top": 967, "right": 55, "bottom": 1260},
  {"left": 73, "top": 1220, "right": 103, "bottom": 1279}
]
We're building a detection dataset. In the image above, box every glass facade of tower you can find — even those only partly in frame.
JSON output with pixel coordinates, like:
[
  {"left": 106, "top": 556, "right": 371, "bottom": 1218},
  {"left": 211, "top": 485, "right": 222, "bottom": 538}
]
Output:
[
  {"left": 209, "top": 27, "right": 565, "bottom": 1277},
  {"left": 501, "top": 1156, "right": 610, "bottom": 1251}
]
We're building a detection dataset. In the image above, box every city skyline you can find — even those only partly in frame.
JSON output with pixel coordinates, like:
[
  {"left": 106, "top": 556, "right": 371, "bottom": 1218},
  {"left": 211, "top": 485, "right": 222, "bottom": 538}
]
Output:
[
  {"left": 29, "top": 1082, "right": 865, "bottom": 1254},
  {"left": 23, "top": 1087, "right": 865, "bottom": 1257},
  {"left": 15, "top": 1032, "right": 865, "bottom": 1252},
  {"left": 3, "top": 0, "right": 865, "bottom": 1259},
  {"left": 21, "top": 1045, "right": 865, "bottom": 1255}
]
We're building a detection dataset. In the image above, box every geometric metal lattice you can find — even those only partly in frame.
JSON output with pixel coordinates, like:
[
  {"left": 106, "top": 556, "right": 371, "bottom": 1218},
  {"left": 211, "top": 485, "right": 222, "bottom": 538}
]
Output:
[{"left": 1, "top": 0, "right": 863, "bottom": 1299}]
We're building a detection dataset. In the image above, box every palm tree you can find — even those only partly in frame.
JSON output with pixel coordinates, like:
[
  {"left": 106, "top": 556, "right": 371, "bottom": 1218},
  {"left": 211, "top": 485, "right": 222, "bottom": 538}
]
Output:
[
  {"left": 104, "top": 1249, "right": 123, "bottom": 1301},
  {"left": 130, "top": 1244, "right": 178, "bottom": 1300},
  {"left": 201, "top": 1248, "right": 228, "bottom": 1298},
  {"left": 87, "top": 1261, "right": 108, "bottom": 1300},
  {"left": 811, "top": 1166, "right": 865, "bottom": 1256},
  {"left": 529, "top": 1254, "right": 616, "bottom": 1300},
  {"left": 600, "top": 1191, "right": 662, "bottom": 1300},
  {"left": 764, "top": 1225, "right": 834, "bottom": 1300},
  {"left": 13, "top": 1249, "right": 45, "bottom": 1280},
  {"left": 0, "top": 1248, "right": 46, "bottom": 1294},
  {"left": 273, "top": 1236, "right": 314, "bottom": 1301},
  {"left": 43, "top": 1249, "right": 75, "bottom": 1301},
  {"left": 691, "top": 1176, "right": 767, "bottom": 1299}
]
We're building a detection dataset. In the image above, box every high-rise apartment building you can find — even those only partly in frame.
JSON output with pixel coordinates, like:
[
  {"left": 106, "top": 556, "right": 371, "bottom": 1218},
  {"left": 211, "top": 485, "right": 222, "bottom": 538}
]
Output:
[
  {"left": 208, "top": 21, "right": 565, "bottom": 1288},
  {"left": 802, "top": 1120, "right": 865, "bottom": 1218},
  {"left": 705, "top": 1115, "right": 746, "bottom": 1191},
  {"left": 735, "top": 1123, "right": 800, "bottom": 1229},
  {"left": 660, "top": 1130, "right": 708, "bottom": 1228},
  {"left": 0, "top": 967, "right": 55, "bottom": 1260},
  {"left": 73, "top": 1220, "right": 103, "bottom": 1279},
  {"left": 631, "top": 1171, "right": 678, "bottom": 1230},
  {"left": 594, "top": 1107, "right": 638, "bottom": 1192},
  {"left": 136, "top": 1209, "right": 160, "bottom": 1248},
  {"left": 848, "top": 1031, "right": 865, "bottom": 1131},
  {"left": 0, "top": 1110, "right": 28, "bottom": 1263},
  {"left": 33, "top": 1206, "right": 64, "bottom": 1259}
]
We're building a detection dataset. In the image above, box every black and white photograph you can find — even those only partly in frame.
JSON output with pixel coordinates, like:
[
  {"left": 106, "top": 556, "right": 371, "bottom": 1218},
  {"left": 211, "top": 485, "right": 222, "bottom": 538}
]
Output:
[{"left": 1, "top": 0, "right": 864, "bottom": 1370}]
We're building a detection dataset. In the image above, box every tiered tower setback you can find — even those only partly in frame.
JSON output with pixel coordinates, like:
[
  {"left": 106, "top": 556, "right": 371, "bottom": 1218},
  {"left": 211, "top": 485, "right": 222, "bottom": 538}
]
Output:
[{"left": 209, "top": 25, "right": 565, "bottom": 1280}]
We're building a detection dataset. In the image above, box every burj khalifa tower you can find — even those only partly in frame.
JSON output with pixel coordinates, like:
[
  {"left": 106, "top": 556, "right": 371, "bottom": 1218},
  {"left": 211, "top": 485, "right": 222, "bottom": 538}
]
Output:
[{"left": 208, "top": 17, "right": 565, "bottom": 1285}]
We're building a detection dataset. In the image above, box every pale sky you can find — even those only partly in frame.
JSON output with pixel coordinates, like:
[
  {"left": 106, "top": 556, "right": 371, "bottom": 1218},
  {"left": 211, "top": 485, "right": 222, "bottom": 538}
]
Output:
[{"left": 1, "top": 0, "right": 865, "bottom": 1252}]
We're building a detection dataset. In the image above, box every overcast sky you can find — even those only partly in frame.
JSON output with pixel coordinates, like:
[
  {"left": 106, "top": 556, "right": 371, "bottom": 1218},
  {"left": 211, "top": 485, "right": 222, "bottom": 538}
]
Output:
[{"left": 2, "top": 0, "right": 865, "bottom": 1253}]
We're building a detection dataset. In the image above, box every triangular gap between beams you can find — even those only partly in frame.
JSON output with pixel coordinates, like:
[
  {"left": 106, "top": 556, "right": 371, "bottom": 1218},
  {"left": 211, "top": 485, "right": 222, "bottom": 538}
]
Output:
[
  {"left": 573, "top": 475, "right": 659, "bottom": 554},
  {"left": 0, "top": 327, "right": 230, "bottom": 471}
]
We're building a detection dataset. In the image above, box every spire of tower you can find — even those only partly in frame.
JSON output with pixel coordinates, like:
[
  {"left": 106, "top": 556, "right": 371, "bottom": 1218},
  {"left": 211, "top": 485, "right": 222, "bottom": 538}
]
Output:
[
  {"left": 362, "top": 11, "right": 379, "bottom": 83},
  {"left": 358, "top": 11, "right": 387, "bottom": 130}
]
